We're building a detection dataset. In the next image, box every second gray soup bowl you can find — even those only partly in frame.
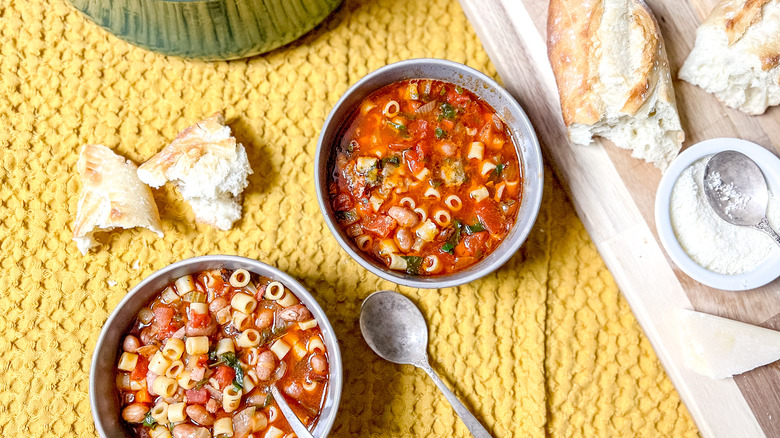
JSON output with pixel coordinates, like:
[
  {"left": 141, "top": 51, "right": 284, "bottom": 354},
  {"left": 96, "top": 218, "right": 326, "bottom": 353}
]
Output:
[
  {"left": 315, "top": 58, "right": 544, "bottom": 289},
  {"left": 90, "top": 255, "right": 343, "bottom": 437}
]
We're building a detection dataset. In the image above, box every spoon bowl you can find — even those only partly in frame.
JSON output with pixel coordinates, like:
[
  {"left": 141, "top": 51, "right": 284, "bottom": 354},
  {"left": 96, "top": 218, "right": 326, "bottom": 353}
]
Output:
[
  {"left": 360, "top": 290, "right": 493, "bottom": 438},
  {"left": 704, "top": 150, "right": 780, "bottom": 247},
  {"left": 359, "top": 290, "right": 428, "bottom": 365}
]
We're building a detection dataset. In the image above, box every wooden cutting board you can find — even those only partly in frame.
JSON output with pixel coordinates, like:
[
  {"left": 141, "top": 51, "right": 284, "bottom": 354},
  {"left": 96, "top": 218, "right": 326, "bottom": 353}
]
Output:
[{"left": 457, "top": 0, "right": 780, "bottom": 437}]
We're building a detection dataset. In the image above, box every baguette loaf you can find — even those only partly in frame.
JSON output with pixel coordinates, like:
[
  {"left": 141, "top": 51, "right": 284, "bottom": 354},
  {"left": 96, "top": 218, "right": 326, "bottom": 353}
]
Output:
[
  {"left": 137, "top": 113, "right": 252, "bottom": 231},
  {"left": 73, "top": 144, "right": 163, "bottom": 254},
  {"left": 679, "top": 0, "right": 780, "bottom": 115},
  {"left": 547, "top": 0, "right": 684, "bottom": 169}
]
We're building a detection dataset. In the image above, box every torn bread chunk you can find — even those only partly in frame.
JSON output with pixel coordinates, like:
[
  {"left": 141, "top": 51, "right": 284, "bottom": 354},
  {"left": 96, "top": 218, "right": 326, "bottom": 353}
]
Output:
[
  {"left": 137, "top": 113, "right": 252, "bottom": 230},
  {"left": 547, "top": 0, "right": 684, "bottom": 169},
  {"left": 679, "top": 0, "right": 780, "bottom": 115},
  {"left": 73, "top": 144, "right": 164, "bottom": 255}
]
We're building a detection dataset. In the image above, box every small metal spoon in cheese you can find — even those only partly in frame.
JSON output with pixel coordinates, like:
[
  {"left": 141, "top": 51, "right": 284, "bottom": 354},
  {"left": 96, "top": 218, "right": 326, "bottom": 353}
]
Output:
[{"left": 677, "top": 308, "right": 780, "bottom": 379}]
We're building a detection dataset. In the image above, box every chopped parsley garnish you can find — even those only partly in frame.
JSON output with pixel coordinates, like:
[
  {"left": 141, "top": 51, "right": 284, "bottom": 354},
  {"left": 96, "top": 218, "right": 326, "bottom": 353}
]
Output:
[
  {"left": 387, "top": 121, "right": 408, "bottom": 136},
  {"left": 142, "top": 411, "right": 157, "bottom": 428},
  {"left": 194, "top": 378, "right": 209, "bottom": 390},
  {"left": 455, "top": 85, "right": 464, "bottom": 94},
  {"left": 441, "top": 220, "right": 463, "bottom": 254},
  {"left": 402, "top": 256, "right": 423, "bottom": 275},
  {"left": 438, "top": 102, "right": 457, "bottom": 121},
  {"left": 440, "top": 87, "right": 447, "bottom": 96},
  {"left": 435, "top": 127, "right": 447, "bottom": 139},
  {"left": 213, "top": 352, "right": 244, "bottom": 389},
  {"left": 489, "top": 163, "right": 506, "bottom": 183},
  {"left": 336, "top": 210, "right": 358, "bottom": 223},
  {"left": 381, "top": 155, "right": 400, "bottom": 167},
  {"left": 465, "top": 221, "right": 486, "bottom": 235}
]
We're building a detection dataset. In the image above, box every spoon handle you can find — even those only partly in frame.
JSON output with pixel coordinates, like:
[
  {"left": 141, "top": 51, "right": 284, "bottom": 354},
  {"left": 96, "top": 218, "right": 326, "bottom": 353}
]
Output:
[
  {"left": 269, "top": 385, "right": 314, "bottom": 438},
  {"left": 418, "top": 360, "right": 493, "bottom": 438},
  {"left": 754, "top": 217, "right": 780, "bottom": 248}
]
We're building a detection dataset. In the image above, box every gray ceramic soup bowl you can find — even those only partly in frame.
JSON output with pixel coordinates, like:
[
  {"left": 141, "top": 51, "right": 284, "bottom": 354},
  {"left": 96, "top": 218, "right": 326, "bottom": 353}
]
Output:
[
  {"left": 90, "top": 255, "right": 343, "bottom": 437},
  {"left": 315, "top": 58, "right": 544, "bottom": 289}
]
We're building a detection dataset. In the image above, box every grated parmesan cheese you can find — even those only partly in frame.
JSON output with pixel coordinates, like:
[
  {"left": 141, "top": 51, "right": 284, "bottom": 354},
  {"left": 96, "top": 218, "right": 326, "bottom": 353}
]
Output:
[{"left": 670, "top": 156, "right": 780, "bottom": 275}]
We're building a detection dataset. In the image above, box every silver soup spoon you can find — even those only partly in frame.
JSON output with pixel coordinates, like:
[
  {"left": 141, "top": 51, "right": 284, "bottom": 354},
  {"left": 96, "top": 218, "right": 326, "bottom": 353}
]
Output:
[
  {"left": 704, "top": 150, "right": 780, "bottom": 248},
  {"left": 360, "top": 290, "right": 493, "bottom": 438}
]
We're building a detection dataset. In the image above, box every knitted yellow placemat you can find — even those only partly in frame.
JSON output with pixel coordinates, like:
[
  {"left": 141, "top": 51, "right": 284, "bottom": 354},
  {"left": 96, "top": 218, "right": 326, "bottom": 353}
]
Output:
[{"left": 0, "top": 0, "right": 699, "bottom": 436}]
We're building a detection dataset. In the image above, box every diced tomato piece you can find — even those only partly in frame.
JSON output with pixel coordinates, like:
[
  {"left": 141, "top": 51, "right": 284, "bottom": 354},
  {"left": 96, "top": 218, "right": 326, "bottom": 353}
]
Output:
[
  {"left": 362, "top": 215, "right": 398, "bottom": 238},
  {"left": 190, "top": 311, "right": 210, "bottom": 329},
  {"left": 333, "top": 192, "right": 353, "bottom": 212},
  {"left": 186, "top": 388, "right": 209, "bottom": 405},
  {"left": 446, "top": 89, "right": 471, "bottom": 106},
  {"left": 403, "top": 149, "right": 425, "bottom": 175},
  {"left": 455, "top": 232, "right": 489, "bottom": 257},
  {"left": 156, "top": 324, "right": 176, "bottom": 340},
  {"left": 478, "top": 122, "right": 494, "bottom": 145},
  {"left": 213, "top": 365, "right": 235, "bottom": 390},
  {"left": 194, "top": 354, "right": 209, "bottom": 368},
  {"left": 355, "top": 198, "right": 372, "bottom": 217},
  {"left": 153, "top": 306, "right": 174, "bottom": 327},
  {"left": 475, "top": 200, "right": 505, "bottom": 234},
  {"left": 415, "top": 141, "right": 430, "bottom": 158},
  {"left": 408, "top": 120, "right": 430, "bottom": 140},
  {"left": 454, "top": 256, "right": 478, "bottom": 271},
  {"left": 130, "top": 355, "right": 148, "bottom": 381},
  {"left": 350, "top": 178, "right": 367, "bottom": 199}
]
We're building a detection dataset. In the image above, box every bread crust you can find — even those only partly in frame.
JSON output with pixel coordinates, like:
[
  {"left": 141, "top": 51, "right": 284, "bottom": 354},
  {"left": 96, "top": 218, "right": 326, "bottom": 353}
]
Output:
[
  {"left": 709, "top": 0, "right": 771, "bottom": 45},
  {"left": 705, "top": 0, "right": 780, "bottom": 71},
  {"left": 547, "top": 0, "right": 605, "bottom": 126},
  {"left": 73, "top": 144, "right": 163, "bottom": 254},
  {"left": 137, "top": 112, "right": 252, "bottom": 230},
  {"left": 680, "top": 0, "right": 780, "bottom": 114},
  {"left": 138, "top": 112, "right": 236, "bottom": 190},
  {"left": 547, "top": 0, "right": 673, "bottom": 124},
  {"left": 547, "top": 0, "right": 683, "bottom": 169}
]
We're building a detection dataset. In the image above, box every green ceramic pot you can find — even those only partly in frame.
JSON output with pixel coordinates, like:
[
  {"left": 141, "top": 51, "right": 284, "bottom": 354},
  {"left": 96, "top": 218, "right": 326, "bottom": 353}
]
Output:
[{"left": 69, "top": 0, "right": 343, "bottom": 60}]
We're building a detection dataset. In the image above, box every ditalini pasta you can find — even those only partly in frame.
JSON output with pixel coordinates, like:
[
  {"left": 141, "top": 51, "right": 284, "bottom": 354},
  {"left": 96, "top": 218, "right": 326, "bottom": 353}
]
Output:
[
  {"left": 328, "top": 79, "right": 523, "bottom": 275},
  {"left": 115, "top": 269, "right": 330, "bottom": 437}
]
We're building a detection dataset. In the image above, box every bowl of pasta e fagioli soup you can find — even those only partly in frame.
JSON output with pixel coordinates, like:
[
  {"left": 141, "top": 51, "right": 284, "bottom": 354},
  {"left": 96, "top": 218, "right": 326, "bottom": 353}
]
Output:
[
  {"left": 315, "top": 59, "right": 544, "bottom": 289},
  {"left": 90, "top": 255, "right": 342, "bottom": 438}
]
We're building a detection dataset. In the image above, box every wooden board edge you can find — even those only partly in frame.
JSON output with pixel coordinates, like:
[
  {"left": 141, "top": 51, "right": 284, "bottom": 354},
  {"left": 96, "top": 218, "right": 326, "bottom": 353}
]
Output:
[
  {"left": 599, "top": 224, "right": 765, "bottom": 438},
  {"left": 457, "top": 0, "right": 766, "bottom": 436}
]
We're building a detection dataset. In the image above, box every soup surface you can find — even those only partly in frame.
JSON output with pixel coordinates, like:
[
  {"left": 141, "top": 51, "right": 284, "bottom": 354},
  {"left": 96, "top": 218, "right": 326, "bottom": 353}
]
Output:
[
  {"left": 328, "top": 79, "right": 523, "bottom": 275},
  {"left": 115, "top": 269, "right": 329, "bottom": 438}
]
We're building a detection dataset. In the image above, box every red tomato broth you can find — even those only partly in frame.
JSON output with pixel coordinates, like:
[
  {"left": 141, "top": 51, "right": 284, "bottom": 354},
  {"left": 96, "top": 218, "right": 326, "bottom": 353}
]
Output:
[
  {"left": 328, "top": 79, "right": 523, "bottom": 276},
  {"left": 115, "top": 269, "right": 330, "bottom": 438}
]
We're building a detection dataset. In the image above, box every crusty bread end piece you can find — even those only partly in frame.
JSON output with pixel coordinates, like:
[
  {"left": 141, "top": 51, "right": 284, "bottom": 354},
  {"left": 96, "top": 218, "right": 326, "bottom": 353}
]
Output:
[
  {"left": 547, "top": 0, "right": 684, "bottom": 169},
  {"left": 73, "top": 144, "right": 164, "bottom": 255},
  {"left": 679, "top": 0, "right": 780, "bottom": 115},
  {"left": 137, "top": 113, "right": 252, "bottom": 231}
]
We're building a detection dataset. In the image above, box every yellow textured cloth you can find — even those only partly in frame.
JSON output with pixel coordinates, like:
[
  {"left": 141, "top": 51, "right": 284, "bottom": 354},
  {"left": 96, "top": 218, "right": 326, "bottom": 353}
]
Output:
[{"left": 0, "top": 0, "right": 700, "bottom": 436}]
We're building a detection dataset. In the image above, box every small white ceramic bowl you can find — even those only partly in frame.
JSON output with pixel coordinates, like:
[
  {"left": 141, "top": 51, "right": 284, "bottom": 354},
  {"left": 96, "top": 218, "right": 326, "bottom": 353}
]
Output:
[{"left": 655, "top": 138, "right": 780, "bottom": 291}]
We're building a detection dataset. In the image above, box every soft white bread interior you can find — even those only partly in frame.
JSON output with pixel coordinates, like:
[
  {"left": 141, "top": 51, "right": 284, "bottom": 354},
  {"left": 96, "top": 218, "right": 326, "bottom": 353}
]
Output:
[
  {"left": 679, "top": 0, "right": 780, "bottom": 115},
  {"left": 138, "top": 113, "right": 252, "bottom": 231},
  {"left": 73, "top": 144, "right": 164, "bottom": 255},
  {"left": 547, "top": 0, "right": 684, "bottom": 169}
]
